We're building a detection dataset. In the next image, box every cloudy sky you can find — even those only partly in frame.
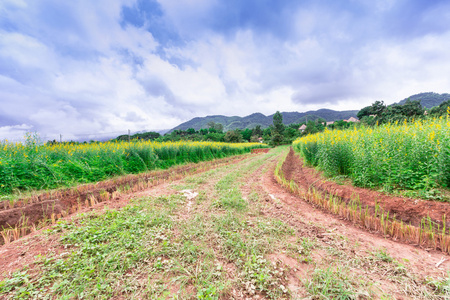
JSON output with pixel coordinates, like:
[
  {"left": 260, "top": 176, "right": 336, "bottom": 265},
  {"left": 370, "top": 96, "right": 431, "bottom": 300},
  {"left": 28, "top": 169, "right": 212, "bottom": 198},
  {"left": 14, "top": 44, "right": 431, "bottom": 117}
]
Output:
[{"left": 1, "top": 0, "right": 450, "bottom": 141}]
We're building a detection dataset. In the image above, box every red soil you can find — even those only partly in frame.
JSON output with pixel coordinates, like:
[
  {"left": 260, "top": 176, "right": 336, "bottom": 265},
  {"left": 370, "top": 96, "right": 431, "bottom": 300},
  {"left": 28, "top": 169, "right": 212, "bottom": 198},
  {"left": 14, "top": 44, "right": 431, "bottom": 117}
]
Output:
[{"left": 251, "top": 148, "right": 270, "bottom": 154}]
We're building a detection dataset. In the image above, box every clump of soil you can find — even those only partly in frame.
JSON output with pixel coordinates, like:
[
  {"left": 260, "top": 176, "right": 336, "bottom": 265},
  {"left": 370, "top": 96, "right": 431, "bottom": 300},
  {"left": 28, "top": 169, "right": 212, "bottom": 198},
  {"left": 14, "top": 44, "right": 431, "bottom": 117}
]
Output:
[{"left": 251, "top": 148, "right": 270, "bottom": 154}]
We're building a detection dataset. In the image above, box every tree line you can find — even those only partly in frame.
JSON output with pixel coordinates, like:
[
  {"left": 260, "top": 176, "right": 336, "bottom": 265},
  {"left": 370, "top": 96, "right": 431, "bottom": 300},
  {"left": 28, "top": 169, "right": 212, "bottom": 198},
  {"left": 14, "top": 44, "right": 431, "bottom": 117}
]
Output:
[
  {"left": 357, "top": 98, "right": 450, "bottom": 126},
  {"left": 114, "top": 112, "right": 361, "bottom": 146}
]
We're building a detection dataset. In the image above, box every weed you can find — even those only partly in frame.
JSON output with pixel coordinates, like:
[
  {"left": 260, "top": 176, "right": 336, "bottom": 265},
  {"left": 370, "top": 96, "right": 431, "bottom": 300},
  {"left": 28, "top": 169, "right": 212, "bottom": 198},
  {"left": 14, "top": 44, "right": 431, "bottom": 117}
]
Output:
[
  {"left": 426, "top": 273, "right": 450, "bottom": 296},
  {"left": 305, "top": 267, "right": 360, "bottom": 299},
  {"left": 0, "top": 196, "right": 178, "bottom": 298}
]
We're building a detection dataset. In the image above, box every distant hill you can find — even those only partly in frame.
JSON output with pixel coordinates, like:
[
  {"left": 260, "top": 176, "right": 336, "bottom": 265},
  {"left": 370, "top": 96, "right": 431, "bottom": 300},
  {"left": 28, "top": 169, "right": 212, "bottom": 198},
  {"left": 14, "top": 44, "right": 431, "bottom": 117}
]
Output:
[
  {"left": 396, "top": 92, "right": 450, "bottom": 108},
  {"left": 169, "top": 109, "right": 358, "bottom": 132}
]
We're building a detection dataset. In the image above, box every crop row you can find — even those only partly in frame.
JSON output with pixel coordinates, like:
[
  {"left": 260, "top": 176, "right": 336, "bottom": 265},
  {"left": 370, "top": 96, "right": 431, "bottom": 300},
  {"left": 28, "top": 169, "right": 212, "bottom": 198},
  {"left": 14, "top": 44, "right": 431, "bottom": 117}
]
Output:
[
  {"left": 0, "top": 139, "right": 267, "bottom": 195},
  {"left": 293, "top": 117, "right": 450, "bottom": 196}
]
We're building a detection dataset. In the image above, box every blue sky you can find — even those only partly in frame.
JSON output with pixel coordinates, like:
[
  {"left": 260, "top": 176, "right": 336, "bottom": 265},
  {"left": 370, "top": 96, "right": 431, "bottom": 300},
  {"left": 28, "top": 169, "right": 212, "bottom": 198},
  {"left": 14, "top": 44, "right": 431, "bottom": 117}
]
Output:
[{"left": 1, "top": 0, "right": 450, "bottom": 141}]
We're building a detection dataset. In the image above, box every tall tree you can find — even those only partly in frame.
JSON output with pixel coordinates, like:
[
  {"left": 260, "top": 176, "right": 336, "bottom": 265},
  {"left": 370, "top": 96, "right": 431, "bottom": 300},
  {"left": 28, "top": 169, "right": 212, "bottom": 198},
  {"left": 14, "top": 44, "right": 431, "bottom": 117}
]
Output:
[
  {"left": 252, "top": 125, "right": 263, "bottom": 137},
  {"left": 271, "top": 111, "right": 284, "bottom": 146},
  {"left": 273, "top": 111, "right": 284, "bottom": 134},
  {"left": 224, "top": 129, "right": 243, "bottom": 143},
  {"left": 357, "top": 100, "right": 386, "bottom": 119},
  {"left": 207, "top": 122, "right": 224, "bottom": 133}
]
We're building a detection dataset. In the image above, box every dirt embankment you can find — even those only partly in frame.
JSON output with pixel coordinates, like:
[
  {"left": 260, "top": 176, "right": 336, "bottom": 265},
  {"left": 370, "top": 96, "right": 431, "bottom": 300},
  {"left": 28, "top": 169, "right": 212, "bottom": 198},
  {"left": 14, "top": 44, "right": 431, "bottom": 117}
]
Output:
[
  {"left": 282, "top": 148, "right": 450, "bottom": 229},
  {"left": 251, "top": 148, "right": 270, "bottom": 154}
]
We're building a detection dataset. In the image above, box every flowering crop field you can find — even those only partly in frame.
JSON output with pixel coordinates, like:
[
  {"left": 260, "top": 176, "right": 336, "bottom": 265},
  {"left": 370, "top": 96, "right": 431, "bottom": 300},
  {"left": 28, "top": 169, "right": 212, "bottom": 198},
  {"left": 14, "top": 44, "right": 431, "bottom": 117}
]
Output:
[
  {"left": 0, "top": 139, "right": 267, "bottom": 195},
  {"left": 293, "top": 117, "right": 450, "bottom": 196}
]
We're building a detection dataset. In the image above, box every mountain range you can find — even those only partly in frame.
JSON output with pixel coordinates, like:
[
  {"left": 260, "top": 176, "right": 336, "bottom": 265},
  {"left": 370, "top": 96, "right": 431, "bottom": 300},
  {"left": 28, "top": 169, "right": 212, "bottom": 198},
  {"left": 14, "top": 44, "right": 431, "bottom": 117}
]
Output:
[
  {"left": 168, "top": 92, "right": 450, "bottom": 133},
  {"left": 169, "top": 109, "right": 359, "bottom": 132}
]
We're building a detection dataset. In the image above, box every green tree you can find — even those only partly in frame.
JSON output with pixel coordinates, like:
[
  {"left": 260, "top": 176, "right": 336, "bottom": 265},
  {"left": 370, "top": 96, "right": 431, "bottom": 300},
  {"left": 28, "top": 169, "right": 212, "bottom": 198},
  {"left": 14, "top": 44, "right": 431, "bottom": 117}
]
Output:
[
  {"left": 252, "top": 125, "right": 263, "bottom": 138},
  {"left": 273, "top": 111, "right": 284, "bottom": 135},
  {"left": 284, "top": 127, "right": 299, "bottom": 142},
  {"left": 271, "top": 111, "right": 285, "bottom": 146},
  {"left": 224, "top": 129, "right": 243, "bottom": 143},
  {"left": 241, "top": 128, "right": 253, "bottom": 141},
  {"left": 208, "top": 121, "right": 224, "bottom": 133},
  {"left": 262, "top": 127, "right": 272, "bottom": 142},
  {"left": 214, "top": 123, "right": 224, "bottom": 133},
  {"left": 303, "top": 120, "right": 319, "bottom": 135},
  {"left": 380, "top": 100, "right": 424, "bottom": 124},
  {"left": 186, "top": 128, "right": 196, "bottom": 135},
  {"left": 357, "top": 100, "right": 386, "bottom": 120},
  {"left": 205, "top": 132, "right": 225, "bottom": 142},
  {"left": 430, "top": 99, "right": 450, "bottom": 117}
]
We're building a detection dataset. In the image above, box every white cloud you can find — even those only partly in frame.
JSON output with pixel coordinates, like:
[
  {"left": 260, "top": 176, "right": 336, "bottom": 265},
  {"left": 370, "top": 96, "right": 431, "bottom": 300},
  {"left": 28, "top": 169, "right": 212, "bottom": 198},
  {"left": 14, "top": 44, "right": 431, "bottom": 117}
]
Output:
[
  {"left": 0, "top": 124, "right": 34, "bottom": 142},
  {"left": 1, "top": 0, "right": 450, "bottom": 141}
]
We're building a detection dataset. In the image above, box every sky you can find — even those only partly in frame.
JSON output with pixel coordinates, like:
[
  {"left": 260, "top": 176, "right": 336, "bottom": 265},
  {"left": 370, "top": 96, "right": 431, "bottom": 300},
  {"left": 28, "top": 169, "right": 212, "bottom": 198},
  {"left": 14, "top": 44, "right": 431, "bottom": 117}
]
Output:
[{"left": 1, "top": 0, "right": 450, "bottom": 141}]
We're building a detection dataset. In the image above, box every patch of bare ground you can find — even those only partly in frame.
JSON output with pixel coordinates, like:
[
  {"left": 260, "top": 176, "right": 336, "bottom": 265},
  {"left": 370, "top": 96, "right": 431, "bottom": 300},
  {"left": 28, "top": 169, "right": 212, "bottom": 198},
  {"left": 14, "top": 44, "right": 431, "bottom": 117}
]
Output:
[{"left": 0, "top": 184, "right": 177, "bottom": 282}]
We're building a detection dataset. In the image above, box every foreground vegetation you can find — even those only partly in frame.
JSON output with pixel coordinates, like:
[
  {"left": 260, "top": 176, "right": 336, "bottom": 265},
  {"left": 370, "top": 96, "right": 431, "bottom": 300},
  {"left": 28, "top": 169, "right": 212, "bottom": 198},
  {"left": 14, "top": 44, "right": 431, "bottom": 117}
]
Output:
[
  {"left": 293, "top": 117, "right": 450, "bottom": 199},
  {"left": 0, "top": 137, "right": 266, "bottom": 196},
  {"left": 1, "top": 148, "right": 448, "bottom": 299}
]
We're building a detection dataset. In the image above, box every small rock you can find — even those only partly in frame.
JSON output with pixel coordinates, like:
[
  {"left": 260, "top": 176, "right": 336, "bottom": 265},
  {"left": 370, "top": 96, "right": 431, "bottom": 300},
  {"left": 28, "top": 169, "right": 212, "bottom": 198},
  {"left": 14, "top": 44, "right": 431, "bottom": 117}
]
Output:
[{"left": 180, "top": 189, "right": 198, "bottom": 200}]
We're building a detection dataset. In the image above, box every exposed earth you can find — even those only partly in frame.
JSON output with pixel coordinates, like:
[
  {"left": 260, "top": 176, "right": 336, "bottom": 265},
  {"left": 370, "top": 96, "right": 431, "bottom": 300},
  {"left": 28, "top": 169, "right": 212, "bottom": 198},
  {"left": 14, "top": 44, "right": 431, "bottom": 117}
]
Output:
[{"left": 1, "top": 147, "right": 449, "bottom": 299}]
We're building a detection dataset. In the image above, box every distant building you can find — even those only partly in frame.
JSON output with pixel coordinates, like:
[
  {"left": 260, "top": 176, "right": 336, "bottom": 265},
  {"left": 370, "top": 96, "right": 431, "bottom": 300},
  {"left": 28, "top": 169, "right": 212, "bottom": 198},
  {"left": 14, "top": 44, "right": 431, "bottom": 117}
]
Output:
[
  {"left": 326, "top": 121, "right": 334, "bottom": 126},
  {"left": 299, "top": 124, "right": 307, "bottom": 132},
  {"left": 346, "top": 117, "right": 360, "bottom": 123}
]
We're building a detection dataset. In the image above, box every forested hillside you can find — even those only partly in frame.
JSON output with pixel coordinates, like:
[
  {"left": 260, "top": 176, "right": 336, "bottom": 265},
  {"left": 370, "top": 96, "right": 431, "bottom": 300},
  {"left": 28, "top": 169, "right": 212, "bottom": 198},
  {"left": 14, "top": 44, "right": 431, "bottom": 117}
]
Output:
[
  {"left": 169, "top": 109, "right": 358, "bottom": 132},
  {"left": 397, "top": 92, "right": 450, "bottom": 108}
]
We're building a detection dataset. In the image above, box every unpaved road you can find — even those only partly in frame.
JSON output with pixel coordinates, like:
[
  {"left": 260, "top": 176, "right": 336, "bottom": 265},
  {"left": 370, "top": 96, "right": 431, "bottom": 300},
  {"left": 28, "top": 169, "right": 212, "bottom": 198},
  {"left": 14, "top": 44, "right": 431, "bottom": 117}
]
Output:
[{"left": 1, "top": 147, "right": 449, "bottom": 299}]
